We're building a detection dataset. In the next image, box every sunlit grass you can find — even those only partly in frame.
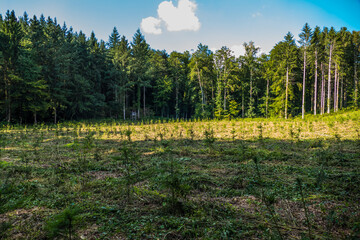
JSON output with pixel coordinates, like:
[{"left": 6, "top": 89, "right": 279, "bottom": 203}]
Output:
[{"left": 0, "top": 110, "right": 359, "bottom": 239}]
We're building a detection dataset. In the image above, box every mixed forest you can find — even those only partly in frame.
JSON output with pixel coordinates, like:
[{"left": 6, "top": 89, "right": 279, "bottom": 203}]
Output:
[
  {"left": 0, "top": 10, "right": 359, "bottom": 123},
  {"left": 0, "top": 9, "right": 360, "bottom": 240}
]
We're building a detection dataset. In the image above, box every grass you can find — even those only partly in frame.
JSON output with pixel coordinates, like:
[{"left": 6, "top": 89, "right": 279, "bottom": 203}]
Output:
[{"left": 0, "top": 110, "right": 359, "bottom": 239}]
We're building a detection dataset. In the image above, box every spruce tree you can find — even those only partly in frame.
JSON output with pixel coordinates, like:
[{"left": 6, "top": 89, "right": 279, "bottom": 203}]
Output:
[{"left": 299, "top": 23, "right": 312, "bottom": 119}]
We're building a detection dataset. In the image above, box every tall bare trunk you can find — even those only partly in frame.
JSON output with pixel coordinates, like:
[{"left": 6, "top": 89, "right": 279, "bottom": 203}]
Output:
[
  {"left": 266, "top": 77, "right": 270, "bottom": 118},
  {"left": 34, "top": 112, "right": 37, "bottom": 125},
  {"left": 223, "top": 66, "right": 227, "bottom": 111},
  {"left": 336, "top": 69, "right": 340, "bottom": 111},
  {"left": 355, "top": 52, "right": 358, "bottom": 108},
  {"left": 196, "top": 61, "right": 205, "bottom": 111},
  {"left": 302, "top": 50, "right": 307, "bottom": 119},
  {"left": 123, "top": 93, "right": 126, "bottom": 120},
  {"left": 334, "top": 64, "right": 338, "bottom": 112},
  {"left": 54, "top": 107, "right": 57, "bottom": 124},
  {"left": 327, "top": 45, "right": 333, "bottom": 114},
  {"left": 340, "top": 76, "right": 344, "bottom": 109},
  {"left": 137, "top": 85, "right": 140, "bottom": 119},
  {"left": 242, "top": 88, "right": 245, "bottom": 118},
  {"left": 176, "top": 78, "right": 179, "bottom": 119},
  {"left": 314, "top": 50, "right": 318, "bottom": 115},
  {"left": 143, "top": 86, "right": 146, "bottom": 117},
  {"left": 4, "top": 71, "right": 11, "bottom": 123},
  {"left": 249, "top": 69, "right": 253, "bottom": 104},
  {"left": 321, "top": 63, "right": 325, "bottom": 115},
  {"left": 223, "top": 88, "right": 227, "bottom": 111},
  {"left": 285, "top": 66, "right": 289, "bottom": 119}
]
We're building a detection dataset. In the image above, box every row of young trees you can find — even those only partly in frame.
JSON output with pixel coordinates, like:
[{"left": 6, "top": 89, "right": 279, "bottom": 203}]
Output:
[{"left": 0, "top": 10, "right": 359, "bottom": 123}]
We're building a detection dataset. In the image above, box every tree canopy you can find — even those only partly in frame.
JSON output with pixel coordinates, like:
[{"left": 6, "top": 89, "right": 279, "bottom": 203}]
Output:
[{"left": 1, "top": 11, "right": 359, "bottom": 123}]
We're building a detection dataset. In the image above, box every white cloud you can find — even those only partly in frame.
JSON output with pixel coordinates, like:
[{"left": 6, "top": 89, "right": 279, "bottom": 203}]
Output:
[
  {"left": 140, "top": 0, "right": 201, "bottom": 35},
  {"left": 141, "top": 17, "right": 162, "bottom": 35},
  {"left": 251, "top": 12, "right": 262, "bottom": 18},
  {"left": 158, "top": 0, "right": 200, "bottom": 32}
]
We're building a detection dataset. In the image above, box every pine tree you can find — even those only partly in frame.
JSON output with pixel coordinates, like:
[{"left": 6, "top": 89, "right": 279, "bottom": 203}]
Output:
[
  {"left": 351, "top": 31, "right": 360, "bottom": 108},
  {"left": 131, "top": 29, "right": 150, "bottom": 118},
  {"left": 0, "top": 10, "right": 23, "bottom": 122},
  {"left": 214, "top": 46, "right": 233, "bottom": 118},
  {"left": 326, "top": 27, "right": 336, "bottom": 114},
  {"left": 243, "top": 41, "right": 260, "bottom": 117},
  {"left": 108, "top": 27, "right": 120, "bottom": 49},
  {"left": 299, "top": 23, "right": 312, "bottom": 119},
  {"left": 269, "top": 32, "right": 299, "bottom": 118},
  {"left": 311, "top": 26, "right": 321, "bottom": 115},
  {"left": 189, "top": 44, "right": 215, "bottom": 118}
]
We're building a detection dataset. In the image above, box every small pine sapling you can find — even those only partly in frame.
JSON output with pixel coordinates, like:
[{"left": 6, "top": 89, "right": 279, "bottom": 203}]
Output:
[{"left": 45, "top": 206, "right": 81, "bottom": 240}]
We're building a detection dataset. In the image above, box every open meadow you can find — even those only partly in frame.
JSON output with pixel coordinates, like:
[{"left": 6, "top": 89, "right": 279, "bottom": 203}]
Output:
[{"left": 1, "top": 111, "right": 360, "bottom": 239}]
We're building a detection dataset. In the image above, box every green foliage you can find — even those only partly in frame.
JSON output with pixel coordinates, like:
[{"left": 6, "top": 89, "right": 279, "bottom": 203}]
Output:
[
  {"left": 112, "top": 142, "right": 140, "bottom": 203},
  {"left": 0, "top": 11, "right": 359, "bottom": 121},
  {"left": 45, "top": 206, "right": 81, "bottom": 240},
  {"left": 0, "top": 113, "right": 359, "bottom": 238},
  {"left": 156, "top": 157, "right": 191, "bottom": 214},
  {"left": 203, "top": 127, "right": 216, "bottom": 152}
]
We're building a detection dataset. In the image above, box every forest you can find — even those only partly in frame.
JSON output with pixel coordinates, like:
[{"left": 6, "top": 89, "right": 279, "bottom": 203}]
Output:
[
  {"left": 1, "top": 9, "right": 360, "bottom": 240},
  {"left": 0, "top": 10, "right": 359, "bottom": 123}
]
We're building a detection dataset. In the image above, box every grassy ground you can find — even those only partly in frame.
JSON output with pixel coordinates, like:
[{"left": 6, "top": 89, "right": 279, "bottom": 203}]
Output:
[{"left": 0, "top": 111, "right": 360, "bottom": 239}]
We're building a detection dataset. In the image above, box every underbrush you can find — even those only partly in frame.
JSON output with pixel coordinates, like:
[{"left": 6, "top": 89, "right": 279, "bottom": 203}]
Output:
[{"left": 0, "top": 111, "right": 359, "bottom": 239}]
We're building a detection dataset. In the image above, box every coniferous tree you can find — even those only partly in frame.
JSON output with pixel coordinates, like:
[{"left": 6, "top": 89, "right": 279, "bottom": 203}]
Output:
[
  {"left": 242, "top": 41, "right": 260, "bottom": 117},
  {"left": 0, "top": 10, "right": 23, "bottom": 122},
  {"left": 189, "top": 44, "right": 215, "bottom": 118},
  {"left": 131, "top": 29, "right": 150, "bottom": 118},
  {"left": 326, "top": 27, "right": 336, "bottom": 113},
  {"left": 351, "top": 31, "right": 360, "bottom": 108},
  {"left": 269, "top": 32, "right": 299, "bottom": 118},
  {"left": 311, "top": 26, "right": 321, "bottom": 115},
  {"left": 299, "top": 23, "right": 312, "bottom": 119},
  {"left": 214, "top": 46, "right": 234, "bottom": 118}
]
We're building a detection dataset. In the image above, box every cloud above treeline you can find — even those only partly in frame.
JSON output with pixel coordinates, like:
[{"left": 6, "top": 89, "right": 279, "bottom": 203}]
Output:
[{"left": 141, "top": 0, "right": 201, "bottom": 35}]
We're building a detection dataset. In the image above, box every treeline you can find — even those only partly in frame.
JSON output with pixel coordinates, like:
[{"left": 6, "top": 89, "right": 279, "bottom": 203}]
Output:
[{"left": 0, "top": 10, "right": 359, "bottom": 123}]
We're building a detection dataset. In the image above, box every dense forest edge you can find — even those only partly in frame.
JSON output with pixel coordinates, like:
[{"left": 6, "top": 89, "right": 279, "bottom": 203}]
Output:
[{"left": 0, "top": 10, "right": 359, "bottom": 124}]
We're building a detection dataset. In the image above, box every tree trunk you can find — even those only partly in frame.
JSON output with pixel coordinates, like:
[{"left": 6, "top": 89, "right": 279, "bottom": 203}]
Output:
[
  {"left": 137, "top": 84, "right": 140, "bottom": 119},
  {"left": 266, "top": 77, "right": 269, "bottom": 118},
  {"left": 355, "top": 52, "right": 358, "bottom": 108},
  {"left": 242, "top": 88, "right": 245, "bottom": 118},
  {"left": 176, "top": 77, "right": 179, "bottom": 119},
  {"left": 344, "top": 82, "right": 347, "bottom": 107},
  {"left": 314, "top": 50, "right": 318, "bottom": 115},
  {"left": 336, "top": 74, "right": 339, "bottom": 111},
  {"left": 54, "top": 107, "right": 57, "bottom": 124},
  {"left": 334, "top": 64, "right": 338, "bottom": 112},
  {"left": 327, "top": 44, "right": 333, "bottom": 114},
  {"left": 302, "top": 49, "right": 306, "bottom": 119},
  {"left": 196, "top": 62, "right": 205, "bottom": 112},
  {"left": 143, "top": 86, "right": 146, "bottom": 117},
  {"left": 320, "top": 63, "right": 324, "bottom": 115},
  {"left": 285, "top": 66, "right": 289, "bottom": 119},
  {"left": 4, "top": 74, "right": 11, "bottom": 123},
  {"left": 123, "top": 93, "right": 126, "bottom": 120},
  {"left": 250, "top": 69, "right": 253, "bottom": 104},
  {"left": 223, "top": 65, "right": 227, "bottom": 111},
  {"left": 340, "top": 76, "right": 344, "bottom": 109},
  {"left": 34, "top": 112, "right": 37, "bottom": 125}
]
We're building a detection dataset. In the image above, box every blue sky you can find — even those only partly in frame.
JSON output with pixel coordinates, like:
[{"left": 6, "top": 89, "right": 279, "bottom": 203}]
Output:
[{"left": 1, "top": 0, "right": 359, "bottom": 55}]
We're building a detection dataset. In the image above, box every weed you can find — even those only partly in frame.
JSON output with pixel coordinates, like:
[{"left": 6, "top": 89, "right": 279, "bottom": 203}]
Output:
[
  {"left": 253, "top": 156, "right": 284, "bottom": 240},
  {"left": 203, "top": 128, "right": 216, "bottom": 153},
  {"left": 296, "top": 178, "right": 312, "bottom": 240},
  {"left": 113, "top": 142, "right": 140, "bottom": 204}
]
